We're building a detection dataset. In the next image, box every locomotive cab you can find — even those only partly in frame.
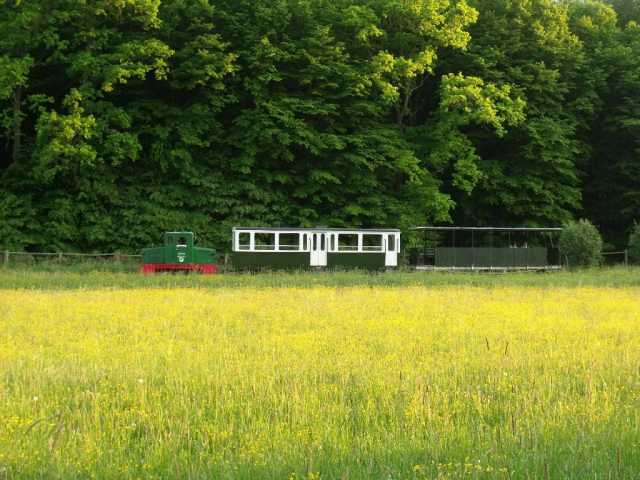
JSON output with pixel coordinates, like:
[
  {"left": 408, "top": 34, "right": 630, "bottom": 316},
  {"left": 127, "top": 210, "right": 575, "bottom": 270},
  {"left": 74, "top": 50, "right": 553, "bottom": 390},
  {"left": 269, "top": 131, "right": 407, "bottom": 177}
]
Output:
[{"left": 164, "top": 231, "right": 194, "bottom": 263}]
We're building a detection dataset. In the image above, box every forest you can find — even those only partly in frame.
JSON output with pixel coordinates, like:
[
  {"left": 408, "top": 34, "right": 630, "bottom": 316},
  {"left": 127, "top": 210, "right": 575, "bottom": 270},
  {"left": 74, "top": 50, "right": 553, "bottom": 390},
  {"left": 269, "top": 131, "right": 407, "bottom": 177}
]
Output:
[{"left": 0, "top": 0, "right": 638, "bottom": 253}]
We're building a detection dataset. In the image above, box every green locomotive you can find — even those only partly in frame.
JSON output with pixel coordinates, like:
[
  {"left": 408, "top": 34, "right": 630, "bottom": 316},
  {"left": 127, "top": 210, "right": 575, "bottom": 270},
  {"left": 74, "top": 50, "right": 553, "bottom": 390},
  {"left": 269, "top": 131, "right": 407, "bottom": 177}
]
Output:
[{"left": 141, "top": 232, "right": 217, "bottom": 274}]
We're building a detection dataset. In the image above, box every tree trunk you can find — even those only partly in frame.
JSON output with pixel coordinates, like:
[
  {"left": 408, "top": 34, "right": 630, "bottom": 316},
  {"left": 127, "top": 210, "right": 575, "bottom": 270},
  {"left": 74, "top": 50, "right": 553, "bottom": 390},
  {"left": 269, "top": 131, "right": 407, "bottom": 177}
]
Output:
[
  {"left": 12, "top": 85, "right": 22, "bottom": 165},
  {"left": 395, "top": 91, "right": 411, "bottom": 128}
]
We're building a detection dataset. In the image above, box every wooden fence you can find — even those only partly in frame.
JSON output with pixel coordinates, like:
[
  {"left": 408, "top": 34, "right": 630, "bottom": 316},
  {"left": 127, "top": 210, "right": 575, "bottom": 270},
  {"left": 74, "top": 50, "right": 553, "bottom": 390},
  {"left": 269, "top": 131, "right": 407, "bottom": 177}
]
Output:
[
  {"left": 601, "top": 250, "right": 629, "bottom": 266},
  {"left": 2, "top": 250, "right": 142, "bottom": 265}
]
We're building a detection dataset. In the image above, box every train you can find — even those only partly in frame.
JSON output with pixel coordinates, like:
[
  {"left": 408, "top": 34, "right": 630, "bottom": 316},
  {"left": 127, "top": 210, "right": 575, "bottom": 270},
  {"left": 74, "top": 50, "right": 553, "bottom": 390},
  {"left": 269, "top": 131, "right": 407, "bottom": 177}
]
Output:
[
  {"left": 141, "top": 227, "right": 400, "bottom": 274},
  {"left": 140, "top": 226, "right": 562, "bottom": 273}
]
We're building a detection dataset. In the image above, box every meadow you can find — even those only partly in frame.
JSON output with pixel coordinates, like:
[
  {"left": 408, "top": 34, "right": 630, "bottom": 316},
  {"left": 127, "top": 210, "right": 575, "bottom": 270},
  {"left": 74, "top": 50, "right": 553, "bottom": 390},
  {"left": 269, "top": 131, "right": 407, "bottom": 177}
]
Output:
[
  {"left": 1, "top": 271, "right": 640, "bottom": 478},
  {"left": 1, "top": 265, "right": 640, "bottom": 290}
]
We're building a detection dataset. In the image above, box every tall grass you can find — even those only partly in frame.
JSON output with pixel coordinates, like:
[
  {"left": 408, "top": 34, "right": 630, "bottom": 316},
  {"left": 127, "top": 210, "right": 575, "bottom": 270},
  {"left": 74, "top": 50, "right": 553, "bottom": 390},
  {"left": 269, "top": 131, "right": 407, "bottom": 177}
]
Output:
[
  {"left": 0, "top": 266, "right": 639, "bottom": 290},
  {"left": 1, "top": 286, "right": 639, "bottom": 478}
]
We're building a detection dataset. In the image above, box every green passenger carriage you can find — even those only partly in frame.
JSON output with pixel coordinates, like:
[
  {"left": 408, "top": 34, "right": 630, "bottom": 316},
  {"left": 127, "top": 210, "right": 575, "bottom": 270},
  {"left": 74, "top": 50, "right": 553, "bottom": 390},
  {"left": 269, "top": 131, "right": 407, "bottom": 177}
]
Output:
[{"left": 230, "top": 227, "right": 401, "bottom": 270}]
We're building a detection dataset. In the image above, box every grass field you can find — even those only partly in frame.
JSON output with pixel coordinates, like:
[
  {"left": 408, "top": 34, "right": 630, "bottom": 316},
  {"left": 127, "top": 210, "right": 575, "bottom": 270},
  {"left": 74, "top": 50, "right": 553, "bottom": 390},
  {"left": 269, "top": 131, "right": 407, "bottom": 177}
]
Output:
[
  {"left": 1, "top": 265, "right": 640, "bottom": 289},
  {"left": 1, "top": 271, "right": 640, "bottom": 478}
]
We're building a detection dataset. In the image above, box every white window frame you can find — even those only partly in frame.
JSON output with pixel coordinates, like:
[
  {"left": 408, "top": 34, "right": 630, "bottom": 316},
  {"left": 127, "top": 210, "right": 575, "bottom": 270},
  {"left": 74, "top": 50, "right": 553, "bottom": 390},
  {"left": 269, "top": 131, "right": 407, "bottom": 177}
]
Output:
[{"left": 362, "top": 233, "right": 383, "bottom": 252}]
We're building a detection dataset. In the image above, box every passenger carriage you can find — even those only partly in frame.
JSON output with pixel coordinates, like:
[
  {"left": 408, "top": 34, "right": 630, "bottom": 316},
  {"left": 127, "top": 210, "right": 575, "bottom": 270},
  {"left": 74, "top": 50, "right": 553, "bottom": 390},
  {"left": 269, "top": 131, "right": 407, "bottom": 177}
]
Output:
[{"left": 231, "top": 227, "right": 401, "bottom": 270}]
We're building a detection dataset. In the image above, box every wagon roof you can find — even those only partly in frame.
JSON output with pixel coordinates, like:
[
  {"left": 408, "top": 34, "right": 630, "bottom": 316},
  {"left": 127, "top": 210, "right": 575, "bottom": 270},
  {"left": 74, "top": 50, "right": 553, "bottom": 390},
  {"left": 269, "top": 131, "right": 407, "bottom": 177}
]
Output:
[
  {"left": 233, "top": 226, "right": 401, "bottom": 233},
  {"left": 411, "top": 226, "right": 562, "bottom": 232}
]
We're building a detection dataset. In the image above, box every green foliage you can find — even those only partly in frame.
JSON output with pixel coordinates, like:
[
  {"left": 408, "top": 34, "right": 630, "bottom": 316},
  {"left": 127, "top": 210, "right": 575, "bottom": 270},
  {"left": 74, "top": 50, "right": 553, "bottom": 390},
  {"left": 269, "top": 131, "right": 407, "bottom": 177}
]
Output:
[
  {"left": 0, "top": 55, "right": 31, "bottom": 99},
  {"left": 629, "top": 222, "right": 640, "bottom": 263},
  {"left": 559, "top": 219, "right": 604, "bottom": 268},
  {"left": 0, "top": 0, "right": 637, "bottom": 253},
  {"left": 574, "top": 7, "right": 640, "bottom": 246},
  {"left": 0, "top": 193, "right": 34, "bottom": 250},
  {"left": 437, "top": 0, "right": 587, "bottom": 226}
]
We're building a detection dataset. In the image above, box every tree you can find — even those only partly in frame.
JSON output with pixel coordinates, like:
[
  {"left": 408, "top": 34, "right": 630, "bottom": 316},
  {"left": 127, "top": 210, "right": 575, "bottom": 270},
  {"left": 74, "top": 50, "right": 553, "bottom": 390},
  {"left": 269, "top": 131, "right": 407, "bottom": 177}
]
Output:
[
  {"left": 573, "top": 3, "right": 640, "bottom": 247},
  {"left": 437, "top": 0, "right": 588, "bottom": 227},
  {"left": 1, "top": 0, "right": 636, "bottom": 254},
  {"left": 559, "top": 219, "right": 603, "bottom": 267}
]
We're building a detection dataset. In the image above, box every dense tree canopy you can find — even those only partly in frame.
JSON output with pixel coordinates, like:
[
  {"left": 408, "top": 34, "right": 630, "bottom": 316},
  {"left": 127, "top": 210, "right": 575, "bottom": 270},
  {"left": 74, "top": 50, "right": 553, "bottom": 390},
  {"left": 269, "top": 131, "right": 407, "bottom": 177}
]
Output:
[{"left": 0, "top": 0, "right": 638, "bottom": 252}]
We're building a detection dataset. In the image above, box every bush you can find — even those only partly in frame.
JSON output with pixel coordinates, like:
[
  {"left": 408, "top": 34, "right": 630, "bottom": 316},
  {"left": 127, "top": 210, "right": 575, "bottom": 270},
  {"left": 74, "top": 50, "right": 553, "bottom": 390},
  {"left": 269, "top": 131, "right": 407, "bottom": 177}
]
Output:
[
  {"left": 559, "top": 219, "right": 603, "bottom": 268},
  {"left": 629, "top": 222, "right": 640, "bottom": 263}
]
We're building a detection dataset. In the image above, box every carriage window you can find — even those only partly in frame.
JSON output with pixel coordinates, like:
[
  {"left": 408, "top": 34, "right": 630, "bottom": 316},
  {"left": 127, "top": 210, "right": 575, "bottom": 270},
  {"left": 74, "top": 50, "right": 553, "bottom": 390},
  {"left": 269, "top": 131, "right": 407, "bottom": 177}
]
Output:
[
  {"left": 303, "top": 234, "right": 308, "bottom": 251},
  {"left": 279, "top": 233, "right": 299, "bottom": 251},
  {"left": 388, "top": 234, "right": 395, "bottom": 252},
  {"left": 178, "top": 236, "right": 187, "bottom": 246},
  {"left": 330, "top": 234, "right": 335, "bottom": 251},
  {"left": 238, "top": 232, "right": 250, "bottom": 250},
  {"left": 313, "top": 234, "right": 317, "bottom": 250},
  {"left": 338, "top": 234, "right": 358, "bottom": 252},
  {"left": 363, "top": 234, "right": 383, "bottom": 251},
  {"left": 254, "top": 232, "right": 275, "bottom": 250},
  {"left": 321, "top": 234, "right": 325, "bottom": 250}
]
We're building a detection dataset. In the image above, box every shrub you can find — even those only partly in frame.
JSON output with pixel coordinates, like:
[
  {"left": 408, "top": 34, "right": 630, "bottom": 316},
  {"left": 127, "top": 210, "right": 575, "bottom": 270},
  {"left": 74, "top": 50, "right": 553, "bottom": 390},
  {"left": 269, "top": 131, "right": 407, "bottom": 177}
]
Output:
[
  {"left": 629, "top": 222, "right": 640, "bottom": 264},
  {"left": 559, "top": 219, "right": 603, "bottom": 268}
]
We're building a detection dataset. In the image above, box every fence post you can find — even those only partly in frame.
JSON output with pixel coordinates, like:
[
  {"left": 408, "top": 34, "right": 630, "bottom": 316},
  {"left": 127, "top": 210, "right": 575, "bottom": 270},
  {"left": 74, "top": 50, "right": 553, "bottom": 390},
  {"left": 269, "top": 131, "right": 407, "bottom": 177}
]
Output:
[
  {"left": 3, "top": 250, "right": 8, "bottom": 265},
  {"left": 58, "top": 252, "right": 63, "bottom": 261},
  {"left": 114, "top": 251, "right": 121, "bottom": 263},
  {"left": 624, "top": 249, "right": 629, "bottom": 267}
]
